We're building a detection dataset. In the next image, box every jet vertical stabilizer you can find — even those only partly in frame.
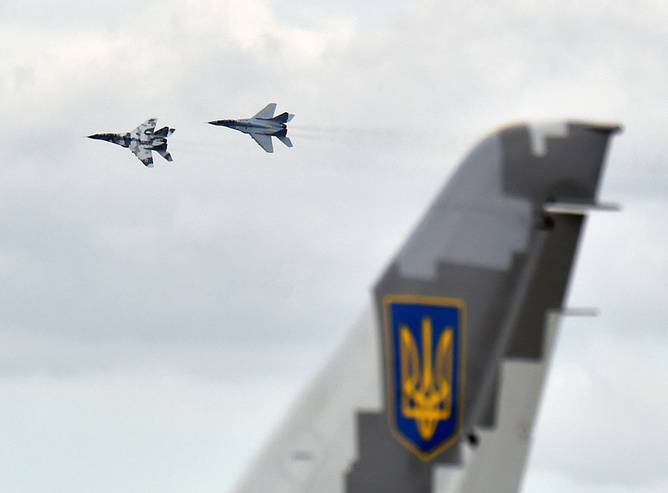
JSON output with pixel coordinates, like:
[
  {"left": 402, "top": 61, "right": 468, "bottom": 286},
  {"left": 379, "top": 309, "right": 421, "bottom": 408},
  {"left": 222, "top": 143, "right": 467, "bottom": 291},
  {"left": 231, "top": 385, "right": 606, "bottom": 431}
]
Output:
[
  {"left": 271, "top": 112, "right": 294, "bottom": 124},
  {"left": 154, "top": 126, "right": 176, "bottom": 137}
]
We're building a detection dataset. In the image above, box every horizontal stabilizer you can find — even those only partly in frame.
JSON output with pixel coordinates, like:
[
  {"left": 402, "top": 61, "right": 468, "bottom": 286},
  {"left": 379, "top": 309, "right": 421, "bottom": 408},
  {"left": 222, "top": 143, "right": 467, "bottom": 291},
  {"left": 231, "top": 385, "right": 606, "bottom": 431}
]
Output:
[
  {"left": 543, "top": 201, "right": 620, "bottom": 215},
  {"left": 559, "top": 307, "right": 600, "bottom": 317},
  {"left": 274, "top": 127, "right": 293, "bottom": 148},
  {"left": 154, "top": 143, "right": 173, "bottom": 162},
  {"left": 277, "top": 135, "right": 293, "bottom": 148}
]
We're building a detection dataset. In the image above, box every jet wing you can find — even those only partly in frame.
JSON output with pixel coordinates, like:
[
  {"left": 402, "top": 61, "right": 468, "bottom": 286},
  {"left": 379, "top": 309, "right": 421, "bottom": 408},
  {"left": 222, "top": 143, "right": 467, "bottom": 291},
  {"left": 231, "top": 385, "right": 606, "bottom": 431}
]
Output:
[
  {"left": 130, "top": 143, "right": 154, "bottom": 167},
  {"left": 249, "top": 133, "right": 274, "bottom": 153},
  {"left": 130, "top": 118, "right": 157, "bottom": 140},
  {"left": 252, "top": 103, "right": 277, "bottom": 119},
  {"left": 229, "top": 121, "right": 621, "bottom": 493}
]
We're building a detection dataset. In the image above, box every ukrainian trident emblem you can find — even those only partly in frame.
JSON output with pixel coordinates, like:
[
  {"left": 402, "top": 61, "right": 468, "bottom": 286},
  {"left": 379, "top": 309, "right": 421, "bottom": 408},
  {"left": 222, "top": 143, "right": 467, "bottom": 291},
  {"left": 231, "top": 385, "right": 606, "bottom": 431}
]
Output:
[{"left": 383, "top": 295, "right": 465, "bottom": 460}]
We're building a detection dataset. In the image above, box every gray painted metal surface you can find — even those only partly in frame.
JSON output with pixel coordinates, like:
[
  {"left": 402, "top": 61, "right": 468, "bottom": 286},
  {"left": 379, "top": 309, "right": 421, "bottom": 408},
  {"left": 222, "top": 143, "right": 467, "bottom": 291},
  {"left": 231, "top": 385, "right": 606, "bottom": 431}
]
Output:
[
  {"left": 397, "top": 134, "right": 532, "bottom": 276},
  {"left": 349, "top": 121, "right": 619, "bottom": 492},
  {"left": 88, "top": 118, "right": 175, "bottom": 167},
  {"left": 228, "top": 121, "right": 620, "bottom": 493},
  {"left": 209, "top": 103, "right": 295, "bottom": 153}
]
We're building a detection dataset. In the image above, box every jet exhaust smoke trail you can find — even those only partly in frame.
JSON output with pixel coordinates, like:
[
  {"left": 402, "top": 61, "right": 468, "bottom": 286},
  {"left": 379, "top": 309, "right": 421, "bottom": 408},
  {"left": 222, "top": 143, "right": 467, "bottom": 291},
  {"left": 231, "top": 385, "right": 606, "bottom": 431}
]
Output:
[
  {"left": 289, "top": 125, "right": 345, "bottom": 134},
  {"left": 290, "top": 125, "right": 425, "bottom": 149}
]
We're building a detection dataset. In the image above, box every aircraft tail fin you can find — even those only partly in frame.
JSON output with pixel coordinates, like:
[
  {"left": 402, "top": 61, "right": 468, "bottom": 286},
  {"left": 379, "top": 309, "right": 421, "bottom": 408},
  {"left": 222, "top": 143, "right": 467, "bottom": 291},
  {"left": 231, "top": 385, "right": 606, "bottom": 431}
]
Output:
[
  {"left": 228, "top": 121, "right": 620, "bottom": 493},
  {"left": 271, "top": 112, "right": 295, "bottom": 124},
  {"left": 348, "top": 120, "right": 621, "bottom": 490},
  {"left": 153, "top": 126, "right": 175, "bottom": 137},
  {"left": 274, "top": 128, "right": 293, "bottom": 148}
]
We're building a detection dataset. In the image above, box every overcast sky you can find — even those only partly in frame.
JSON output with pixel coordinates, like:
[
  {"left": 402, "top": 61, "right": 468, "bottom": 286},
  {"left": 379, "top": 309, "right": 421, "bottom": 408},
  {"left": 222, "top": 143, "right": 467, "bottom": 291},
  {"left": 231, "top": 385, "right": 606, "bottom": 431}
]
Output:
[{"left": 0, "top": 1, "right": 667, "bottom": 492}]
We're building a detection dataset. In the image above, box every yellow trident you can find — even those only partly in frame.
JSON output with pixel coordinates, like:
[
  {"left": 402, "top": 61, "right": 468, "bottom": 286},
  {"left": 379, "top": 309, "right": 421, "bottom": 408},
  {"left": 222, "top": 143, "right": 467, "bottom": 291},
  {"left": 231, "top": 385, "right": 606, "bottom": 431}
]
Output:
[{"left": 400, "top": 317, "right": 454, "bottom": 440}]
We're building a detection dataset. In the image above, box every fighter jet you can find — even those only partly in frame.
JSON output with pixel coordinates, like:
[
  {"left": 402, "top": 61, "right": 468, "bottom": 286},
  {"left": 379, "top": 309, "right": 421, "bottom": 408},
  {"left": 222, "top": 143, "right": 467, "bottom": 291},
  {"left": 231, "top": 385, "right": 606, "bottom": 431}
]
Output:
[
  {"left": 88, "top": 118, "right": 175, "bottom": 167},
  {"left": 208, "top": 103, "right": 294, "bottom": 153}
]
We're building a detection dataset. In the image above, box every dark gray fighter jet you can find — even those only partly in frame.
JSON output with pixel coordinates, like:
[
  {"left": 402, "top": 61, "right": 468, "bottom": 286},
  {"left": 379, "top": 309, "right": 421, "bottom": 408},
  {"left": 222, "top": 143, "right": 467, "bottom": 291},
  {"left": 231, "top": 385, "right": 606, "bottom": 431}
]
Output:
[
  {"left": 88, "top": 118, "right": 175, "bottom": 167},
  {"left": 208, "top": 103, "right": 294, "bottom": 153}
]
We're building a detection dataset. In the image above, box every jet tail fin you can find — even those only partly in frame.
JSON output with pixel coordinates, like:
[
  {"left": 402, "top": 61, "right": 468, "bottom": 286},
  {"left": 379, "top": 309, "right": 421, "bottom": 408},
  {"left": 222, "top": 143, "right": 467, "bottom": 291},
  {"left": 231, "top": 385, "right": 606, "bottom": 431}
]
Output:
[
  {"left": 271, "top": 112, "right": 295, "bottom": 124},
  {"left": 154, "top": 126, "right": 175, "bottom": 137},
  {"left": 228, "top": 120, "right": 621, "bottom": 493}
]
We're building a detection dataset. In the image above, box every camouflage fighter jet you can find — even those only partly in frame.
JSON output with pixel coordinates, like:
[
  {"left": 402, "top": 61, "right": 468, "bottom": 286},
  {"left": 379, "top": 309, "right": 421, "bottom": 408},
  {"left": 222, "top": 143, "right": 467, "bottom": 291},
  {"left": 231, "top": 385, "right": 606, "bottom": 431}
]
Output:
[
  {"left": 88, "top": 118, "right": 175, "bottom": 167},
  {"left": 208, "top": 103, "right": 294, "bottom": 153}
]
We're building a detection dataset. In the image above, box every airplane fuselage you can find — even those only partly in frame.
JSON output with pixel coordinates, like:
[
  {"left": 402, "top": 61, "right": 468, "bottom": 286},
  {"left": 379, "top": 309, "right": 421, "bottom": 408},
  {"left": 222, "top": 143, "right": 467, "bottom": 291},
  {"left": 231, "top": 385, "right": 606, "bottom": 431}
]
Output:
[
  {"left": 88, "top": 132, "right": 167, "bottom": 149},
  {"left": 211, "top": 118, "right": 286, "bottom": 136}
]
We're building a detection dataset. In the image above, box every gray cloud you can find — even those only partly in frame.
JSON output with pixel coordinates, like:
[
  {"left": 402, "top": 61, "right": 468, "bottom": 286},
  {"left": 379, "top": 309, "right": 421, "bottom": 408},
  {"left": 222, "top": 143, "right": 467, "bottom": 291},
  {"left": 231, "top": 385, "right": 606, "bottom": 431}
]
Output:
[{"left": 0, "top": 1, "right": 667, "bottom": 492}]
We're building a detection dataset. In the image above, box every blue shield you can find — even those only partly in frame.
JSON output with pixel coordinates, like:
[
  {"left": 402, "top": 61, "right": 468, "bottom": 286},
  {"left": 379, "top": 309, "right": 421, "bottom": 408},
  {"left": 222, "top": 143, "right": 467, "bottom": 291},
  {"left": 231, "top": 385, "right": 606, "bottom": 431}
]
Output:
[{"left": 383, "top": 295, "right": 465, "bottom": 460}]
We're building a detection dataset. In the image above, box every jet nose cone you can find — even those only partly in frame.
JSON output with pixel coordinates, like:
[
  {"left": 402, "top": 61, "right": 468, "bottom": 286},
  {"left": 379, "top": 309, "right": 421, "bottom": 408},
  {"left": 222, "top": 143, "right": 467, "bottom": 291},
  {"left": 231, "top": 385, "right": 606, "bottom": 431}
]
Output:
[
  {"left": 208, "top": 120, "right": 232, "bottom": 127},
  {"left": 87, "top": 134, "right": 104, "bottom": 140}
]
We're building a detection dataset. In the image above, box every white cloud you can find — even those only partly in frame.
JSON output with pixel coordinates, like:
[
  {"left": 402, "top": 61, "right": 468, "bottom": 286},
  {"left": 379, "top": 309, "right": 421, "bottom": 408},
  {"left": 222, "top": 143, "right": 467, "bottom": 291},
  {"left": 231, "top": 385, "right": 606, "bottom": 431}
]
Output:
[
  {"left": 0, "top": 367, "right": 303, "bottom": 493},
  {"left": 0, "top": 0, "right": 667, "bottom": 491}
]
